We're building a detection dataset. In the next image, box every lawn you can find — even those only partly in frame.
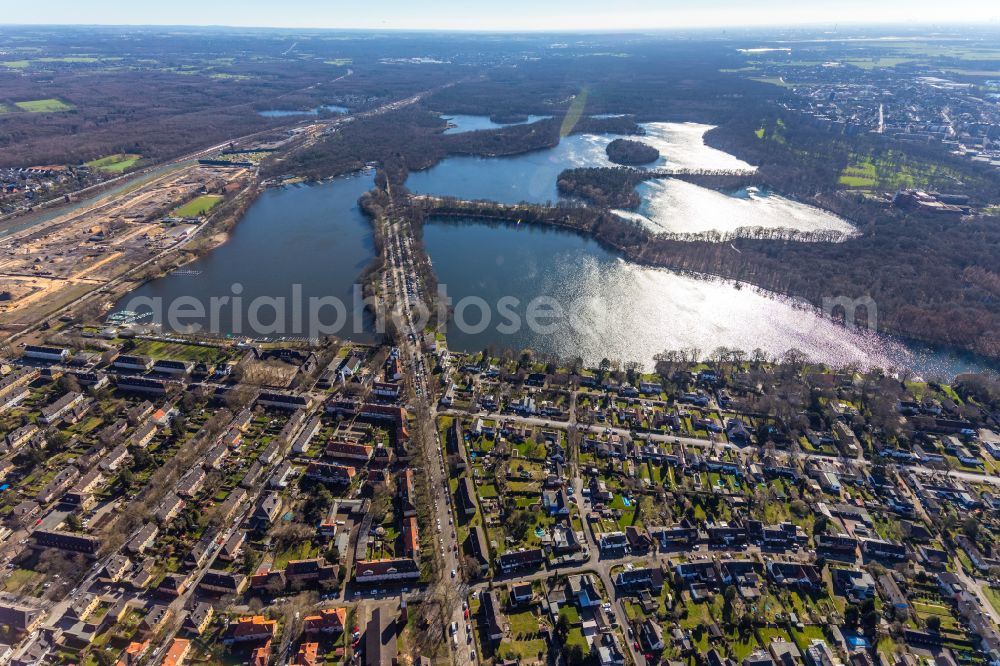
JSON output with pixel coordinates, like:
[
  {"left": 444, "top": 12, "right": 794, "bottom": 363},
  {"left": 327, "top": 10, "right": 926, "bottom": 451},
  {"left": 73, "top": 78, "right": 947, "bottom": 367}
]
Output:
[
  {"left": 14, "top": 98, "right": 75, "bottom": 112},
  {"left": 86, "top": 153, "right": 141, "bottom": 173},
  {"left": 2, "top": 568, "right": 40, "bottom": 593},
  {"left": 838, "top": 160, "right": 878, "bottom": 188},
  {"left": 508, "top": 610, "right": 539, "bottom": 635},
  {"left": 983, "top": 586, "right": 1000, "bottom": 617},
  {"left": 565, "top": 627, "right": 588, "bottom": 651},
  {"left": 791, "top": 626, "right": 827, "bottom": 651},
  {"left": 497, "top": 637, "right": 547, "bottom": 663},
  {"left": 174, "top": 194, "right": 224, "bottom": 218},
  {"left": 274, "top": 540, "right": 319, "bottom": 569},
  {"left": 127, "top": 339, "right": 228, "bottom": 363}
]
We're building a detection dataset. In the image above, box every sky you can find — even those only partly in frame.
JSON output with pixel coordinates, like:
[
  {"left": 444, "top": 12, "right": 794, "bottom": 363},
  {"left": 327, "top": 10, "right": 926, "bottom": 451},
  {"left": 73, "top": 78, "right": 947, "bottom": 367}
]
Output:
[{"left": 4, "top": 0, "right": 999, "bottom": 31}]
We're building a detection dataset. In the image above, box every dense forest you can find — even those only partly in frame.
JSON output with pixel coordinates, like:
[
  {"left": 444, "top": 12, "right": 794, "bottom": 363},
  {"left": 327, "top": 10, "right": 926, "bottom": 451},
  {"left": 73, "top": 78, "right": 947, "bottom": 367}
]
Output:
[
  {"left": 557, "top": 167, "right": 648, "bottom": 208},
  {"left": 262, "top": 108, "right": 641, "bottom": 185},
  {"left": 605, "top": 138, "right": 660, "bottom": 165},
  {"left": 0, "top": 27, "right": 466, "bottom": 166}
]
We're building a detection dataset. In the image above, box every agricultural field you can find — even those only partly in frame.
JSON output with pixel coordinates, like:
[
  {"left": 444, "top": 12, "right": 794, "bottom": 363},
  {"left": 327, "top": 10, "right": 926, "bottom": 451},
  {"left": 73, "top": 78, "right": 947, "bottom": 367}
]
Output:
[
  {"left": 85, "top": 153, "right": 142, "bottom": 173},
  {"left": 14, "top": 98, "right": 76, "bottom": 113},
  {"left": 173, "top": 194, "right": 224, "bottom": 217}
]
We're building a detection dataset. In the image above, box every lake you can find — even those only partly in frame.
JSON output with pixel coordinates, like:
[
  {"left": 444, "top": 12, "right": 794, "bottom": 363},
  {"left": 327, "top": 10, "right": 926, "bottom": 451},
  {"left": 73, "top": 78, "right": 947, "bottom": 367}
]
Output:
[
  {"left": 407, "top": 121, "right": 855, "bottom": 237},
  {"left": 113, "top": 154, "right": 992, "bottom": 377},
  {"left": 442, "top": 114, "right": 552, "bottom": 134},
  {"left": 424, "top": 219, "right": 991, "bottom": 378},
  {"left": 114, "top": 172, "right": 376, "bottom": 341},
  {"left": 257, "top": 104, "right": 349, "bottom": 118}
]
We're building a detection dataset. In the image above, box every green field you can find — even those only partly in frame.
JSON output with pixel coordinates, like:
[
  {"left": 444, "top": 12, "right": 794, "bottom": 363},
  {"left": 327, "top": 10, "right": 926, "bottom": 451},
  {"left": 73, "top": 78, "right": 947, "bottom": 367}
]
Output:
[
  {"left": 85, "top": 153, "right": 141, "bottom": 173},
  {"left": 839, "top": 160, "right": 878, "bottom": 188},
  {"left": 842, "top": 57, "right": 916, "bottom": 70},
  {"left": 0, "top": 60, "right": 30, "bottom": 69},
  {"left": 126, "top": 339, "right": 229, "bottom": 363},
  {"left": 38, "top": 56, "right": 99, "bottom": 63},
  {"left": 14, "top": 98, "right": 75, "bottom": 113},
  {"left": 751, "top": 76, "right": 792, "bottom": 88},
  {"left": 174, "top": 194, "right": 224, "bottom": 218}
]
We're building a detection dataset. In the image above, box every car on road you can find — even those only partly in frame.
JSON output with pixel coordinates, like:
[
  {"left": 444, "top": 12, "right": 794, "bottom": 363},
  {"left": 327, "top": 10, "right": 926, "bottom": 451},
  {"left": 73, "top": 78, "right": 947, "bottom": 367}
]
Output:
[{"left": 451, "top": 569, "right": 457, "bottom": 578}]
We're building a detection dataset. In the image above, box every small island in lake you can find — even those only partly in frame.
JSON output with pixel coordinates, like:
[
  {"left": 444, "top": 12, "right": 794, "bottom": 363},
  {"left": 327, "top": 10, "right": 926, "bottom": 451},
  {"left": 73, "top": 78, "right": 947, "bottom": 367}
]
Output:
[{"left": 605, "top": 138, "right": 660, "bottom": 165}]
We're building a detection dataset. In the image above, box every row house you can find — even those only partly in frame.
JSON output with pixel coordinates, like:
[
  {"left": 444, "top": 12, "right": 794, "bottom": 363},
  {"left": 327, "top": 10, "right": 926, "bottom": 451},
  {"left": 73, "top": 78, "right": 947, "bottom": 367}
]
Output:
[
  {"left": 292, "top": 416, "right": 322, "bottom": 454},
  {"left": 326, "top": 440, "right": 373, "bottom": 461},
  {"left": 497, "top": 548, "right": 544, "bottom": 575},
  {"left": 175, "top": 467, "right": 206, "bottom": 498},
  {"left": 36, "top": 467, "right": 80, "bottom": 504},
  {"left": 859, "top": 537, "right": 907, "bottom": 562},
  {"left": 114, "top": 355, "right": 153, "bottom": 372},
  {"left": 23, "top": 345, "right": 69, "bottom": 363},
  {"left": 766, "top": 562, "right": 823, "bottom": 589},
  {"left": 200, "top": 570, "right": 249, "bottom": 595},
  {"left": 127, "top": 523, "right": 159, "bottom": 555},
  {"left": 304, "top": 608, "right": 346, "bottom": 636},
  {"left": 353, "top": 557, "right": 420, "bottom": 583},
  {"left": 152, "top": 359, "right": 192, "bottom": 376},
  {"left": 128, "top": 420, "right": 158, "bottom": 449},
  {"left": 305, "top": 461, "right": 356, "bottom": 485},
  {"left": 4, "top": 423, "right": 39, "bottom": 454},
  {"left": 258, "top": 391, "right": 315, "bottom": 411},
  {"left": 115, "top": 375, "right": 168, "bottom": 396},
  {"left": 225, "top": 616, "right": 277, "bottom": 645},
  {"left": 0, "top": 368, "right": 40, "bottom": 403},
  {"left": 154, "top": 492, "right": 185, "bottom": 524},
  {"left": 399, "top": 469, "right": 417, "bottom": 517},
  {"left": 40, "top": 391, "right": 85, "bottom": 425},
  {"left": 31, "top": 529, "right": 101, "bottom": 557},
  {"left": 99, "top": 444, "right": 130, "bottom": 472}
]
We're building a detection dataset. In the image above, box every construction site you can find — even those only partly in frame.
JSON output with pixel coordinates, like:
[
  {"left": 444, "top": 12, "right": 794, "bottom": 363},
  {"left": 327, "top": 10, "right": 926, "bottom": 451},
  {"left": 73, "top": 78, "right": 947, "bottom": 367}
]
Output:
[{"left": 0, "top": 163, "right": 251, "bottom": 336}]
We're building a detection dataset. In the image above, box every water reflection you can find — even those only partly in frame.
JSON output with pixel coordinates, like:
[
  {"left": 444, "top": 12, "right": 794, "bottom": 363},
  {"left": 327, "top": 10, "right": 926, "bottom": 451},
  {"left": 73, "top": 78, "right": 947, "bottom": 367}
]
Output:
[
  {"left": 407, "top": 122, "right": 852, "bottom": 236},
  {"left": 425, "top": 219, "right": 990, "bottom": 378},
  {"left": 441, "top": 114, "right": 552, "bottom": 134},
  {"left": 115, "top": 172, "right": 375, "bottom": 340},
  {"left": 257, "top": 104, "right": 348, "bottom": 117}
]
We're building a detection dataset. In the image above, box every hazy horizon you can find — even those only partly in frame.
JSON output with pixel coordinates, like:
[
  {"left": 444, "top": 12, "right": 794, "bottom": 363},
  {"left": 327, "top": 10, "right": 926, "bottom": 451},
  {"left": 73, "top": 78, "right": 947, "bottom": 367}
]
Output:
[{"left": 3, "top": 0, "right": 999, "bottom": 32}]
